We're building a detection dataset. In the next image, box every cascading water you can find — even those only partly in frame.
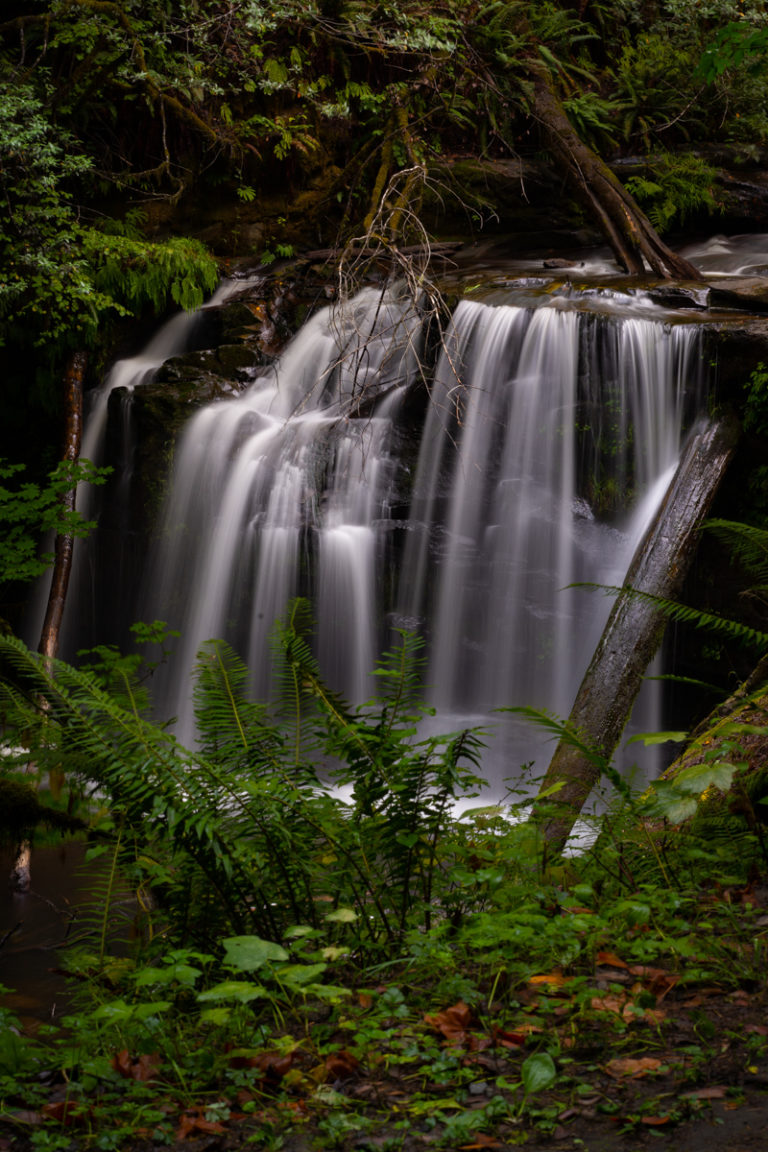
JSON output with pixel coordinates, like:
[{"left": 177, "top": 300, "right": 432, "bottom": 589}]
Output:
[
  {"left": 145, "top": 286, "right": 425, "bottom": 736},
  {"left": 36, "top": 279, "right": 258, "bottom": 659},
  {"left": 142, "top": 280, "right": 703, "bottom": 790}
]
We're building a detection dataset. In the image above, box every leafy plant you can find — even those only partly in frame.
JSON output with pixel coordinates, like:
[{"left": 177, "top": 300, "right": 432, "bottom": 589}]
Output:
[
  {"left": 0, "top": 600, "right": 485, "bottom": 956},
  {"left": 624, "top": 153, "right": 721, "bottom": 232}
]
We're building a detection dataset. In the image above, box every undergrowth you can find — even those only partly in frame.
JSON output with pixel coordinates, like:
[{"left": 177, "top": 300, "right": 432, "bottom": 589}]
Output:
[{"left": 0, "top": 601, "right": 767, "bottom": 1149}]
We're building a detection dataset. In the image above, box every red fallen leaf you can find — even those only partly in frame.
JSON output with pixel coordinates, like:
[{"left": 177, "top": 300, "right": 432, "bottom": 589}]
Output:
[
  {"left": 596, "top": 951, "right": 628, "bottom": 968},
  {"left": 746, "top": 1025, "right": 768, "bottom": 1036},
  {"left": 492, "top": 1026, "right": 527, "bottom": 1048},
  {"left": 111, "top": 1049, "right": 161, "bottom": 1082},
  {"left": 176, "top": 1109, "right": 226, "bottom": 1140},
  {"left": 604, "top": 1056, "right": 663, "bottom": 1079},
  {"left": 641, "top": 1115, "right": 670, "bottom": 1126},
  {"left": 325, "top": 1050, "right": 360, "bottom": 1079}
]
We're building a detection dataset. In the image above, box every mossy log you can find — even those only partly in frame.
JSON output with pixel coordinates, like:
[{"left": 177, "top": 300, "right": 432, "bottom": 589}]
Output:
[
  {"left": 538, "top": 413, "right": 740, "bottom": 851},
  {"left": 530, "top": 69, "right": 703, "bottom": 280},
  {"left": 660, "top": 657, "right": 768, "bottom": 827}
]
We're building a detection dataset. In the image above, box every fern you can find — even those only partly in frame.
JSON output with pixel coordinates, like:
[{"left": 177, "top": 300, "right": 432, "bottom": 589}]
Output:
[
  {"left": 0, "top": 605, "right": 488, "bottom": 956},
  {"left": 571, "top": 582, "right": 768, "bottom": 650}
]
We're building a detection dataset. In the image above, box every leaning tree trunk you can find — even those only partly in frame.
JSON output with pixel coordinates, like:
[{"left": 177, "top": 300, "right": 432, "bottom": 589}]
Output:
[
  {"left": 38, "top": 350, "right": 87, "bottom": 668},
  {"left": 529, "top": 68, "right": 702, "bottom": 281},
  {"left": 537, "top": 414, "right": 739, "bottom": 852}
]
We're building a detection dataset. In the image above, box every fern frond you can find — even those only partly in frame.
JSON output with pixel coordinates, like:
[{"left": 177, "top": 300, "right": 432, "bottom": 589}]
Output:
[
  {"left": 703, "top": 518, "right": 768, "bottom": 584},
  {"left": 570, "top": 583, "right": 768, "bottom": 649}
]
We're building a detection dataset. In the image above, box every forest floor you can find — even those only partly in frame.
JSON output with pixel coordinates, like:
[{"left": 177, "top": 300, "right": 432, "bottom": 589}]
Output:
[{"left": 3, "top": 897, "right": 768, "bottom": 1152}]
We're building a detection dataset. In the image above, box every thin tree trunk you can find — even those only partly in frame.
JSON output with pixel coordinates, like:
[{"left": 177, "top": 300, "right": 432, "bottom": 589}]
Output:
[
  {"left": 38, "top": 350, "right": 87, "bottom": 666},
  {"left": 537, "top": 414, "right": 738, "bottom": 852},
  {"left": 11, "top": 351, "right": 86, "bottom": 890},
  {"left": 529, "top": 69, "right": 703, "bottom": 280}
]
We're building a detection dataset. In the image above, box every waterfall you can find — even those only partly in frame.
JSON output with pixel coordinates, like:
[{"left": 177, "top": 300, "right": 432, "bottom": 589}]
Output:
[
  {"left": 145, "top": 286, "right": 425, "bottom": 737},
  {"left": 32, "top": 275, "right": 702, "bottom": 791},
  {"left": 138, "top": 282, "right": 703, "bottom": 789},
  {"left": 33, "top": 279, "right": 257, "bottom": 658}
]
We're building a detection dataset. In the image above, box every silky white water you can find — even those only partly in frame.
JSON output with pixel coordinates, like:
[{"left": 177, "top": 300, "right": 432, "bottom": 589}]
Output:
[{"left": 135, "top": 282, "right": 703, "bottom": 791}]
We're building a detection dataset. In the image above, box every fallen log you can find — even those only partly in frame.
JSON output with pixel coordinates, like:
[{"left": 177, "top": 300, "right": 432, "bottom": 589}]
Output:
[{"left": 537, "top": 412, "right": 739, "bottom": 851}]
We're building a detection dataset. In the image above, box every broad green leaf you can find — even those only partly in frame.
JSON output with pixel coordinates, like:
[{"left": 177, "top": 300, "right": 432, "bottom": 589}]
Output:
[
  {"left": 223, "top": 936, "right": 289, "bottom": 971},
  {"left": 325, "top": 907, "right": 358, "bottom": 923},
  {"left": 199, "top": 1007, "right": 231, "bottom": 1026},
  {"left": 197, "top": 980, "right": 268, "bottom": 1004},
  {"left": 674, "top": 760, "right": 736, "bottom": 796},
  {"left": 627, "top": 731, "right": 688, "bottom": 746},
  {"left": 276, "top": 963, "right": 327, "bottom": 986},
  {"left": 521, "top": 1052, "right": 557, "bottom": 1094},
  {"left": 646, "top": 785, "right": 698, "bottom": 824}
]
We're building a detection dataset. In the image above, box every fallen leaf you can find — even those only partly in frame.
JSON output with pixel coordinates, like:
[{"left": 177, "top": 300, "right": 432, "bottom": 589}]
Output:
[
  {"left": 491, "top": 1026, "right": 527, "bottom": 1048},
  {"left": 641, "top": 1114, "right": 670, "bottom": 1126},
  {"left": 111, "top": 1049, "right": 161, "bottom": 1082},
  {"left": 528, "top": 972, "right": 567, "bottom": 988},
  {"left": 424, "top": 1001, "right": 476, "bottom": 1044},
  {"left": 681, "top": 1086, "right": 728, "bottom": 1100},
  {"left": 325, "top": 1050, "right": 360, "bottom": 1079},
  {"left": 596, "top": 951, "right": 628, "bottom": 968},
  {"left": 176, "top": 1109, "right": 226, "bottom": 1140},
  {"left": 41, "top": 1101, "right": 88, "bottom": 1126},
  {"left": 604, "top": 1056, "right": 663, "bottom": 1079}
]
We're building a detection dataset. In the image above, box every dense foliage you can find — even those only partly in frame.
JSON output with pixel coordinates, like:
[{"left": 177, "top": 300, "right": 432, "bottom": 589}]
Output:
[{"left": 1, "top": 603, "right": 768, "bottom": 1148}]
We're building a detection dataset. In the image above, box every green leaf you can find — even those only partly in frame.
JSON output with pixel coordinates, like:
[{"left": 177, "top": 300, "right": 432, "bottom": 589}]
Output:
[
  {"left": 276, "top": 962, "right": 327, "bottom": 986},
  {"left": 627, "top": 731, "right": 688, "bottom": 746},
  {"left": 223, "top": 936, "right": 290, "bottom": 971},
  {"left": 521, "top": 1052, "right": 557, "bottom": 1094},
  {"left": 325, "top": 907, "right": 358, "bottom": 923},
  {"left": 674, "top": 760, "right": 736, "bottom": 796},
  {"left": 197, "top": 980, "right": 268, "bottom": 1004}
]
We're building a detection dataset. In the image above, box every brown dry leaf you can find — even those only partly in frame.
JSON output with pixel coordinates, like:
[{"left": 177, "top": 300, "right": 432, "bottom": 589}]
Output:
[
  {"left": 629, "top": 966, "right": 679, "bottom": 1001},
  {"left": 641, "top": 1114, "right": 670, "bottom": 1126},
  {"left": 176, "top": 1109, "right": 225, "bottom": 1140},
  {"left": 325, "top": 1050, "right": 361, "bottom": 1080},
  {"left": 424, "top": 1001, "right": 476, "bottom": 1044},
  {"left": 604, "top": 1056, "right": 663, "bottom": 1079},
  {"left": 746, "top": 1025, "right": 768, "bottom": 1036},
  {"left": 358, "top": 992, "right": 373, "bottom": 1009},
  {"left": 111, "top": 1049, "right": 161, "bottom": 1082},
  {"left": 591, "top": 991, "right": 665, "bottom": 1025},
  {"left": 491, "top": 1026, "right": 527, "bottom": 1049},
  {"left": 41, "top": 1101, "right": 88, "bottom": 1126},
  {"left": 596, "top": 950, "right": 628, "bottom": 968},
  {"left": 250, "top": 1051, "right": 296, "bottom": 1079},
  {"left": 681, "top": 1086, "right": 728, "bottom": 1100}
]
